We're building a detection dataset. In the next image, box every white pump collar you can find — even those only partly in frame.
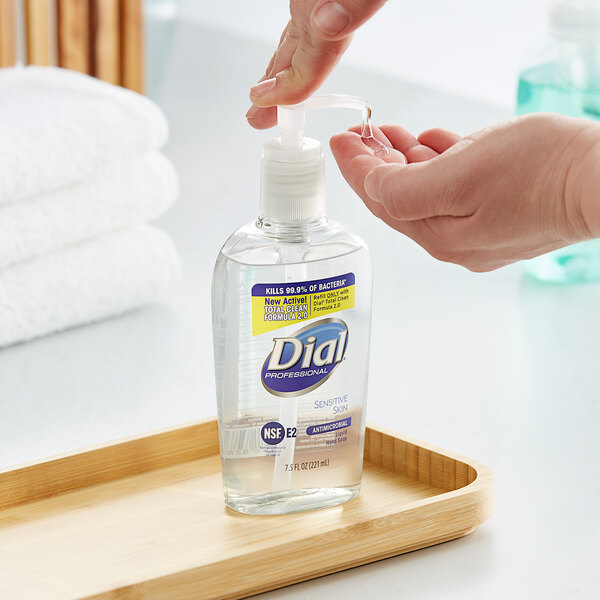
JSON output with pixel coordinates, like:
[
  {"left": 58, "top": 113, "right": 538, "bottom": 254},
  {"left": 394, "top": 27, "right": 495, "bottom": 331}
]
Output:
[{"left": 259, "top": 95, "right": 371, "bottom": 223}]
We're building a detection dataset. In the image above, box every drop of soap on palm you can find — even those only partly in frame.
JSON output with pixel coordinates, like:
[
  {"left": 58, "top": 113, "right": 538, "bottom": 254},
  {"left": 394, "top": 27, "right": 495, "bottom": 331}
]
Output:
[{"left": 361, "top": 107, "right": 390, "bottom": 157}]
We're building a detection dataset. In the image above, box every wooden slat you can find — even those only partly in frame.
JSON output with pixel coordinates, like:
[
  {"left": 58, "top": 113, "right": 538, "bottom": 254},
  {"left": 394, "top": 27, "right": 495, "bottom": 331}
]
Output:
[
  {"left": 418, "top": 445, "right": 431, "bottom": 485},
  {"left": 456, "top": 457, "right": 469, "bottom": 488},
  {"left": 368, "top": 426, "right": 382, "bottom": 466},
  {"left": 443, "top": 455, "right": 457, "bottom": 491},
  {"left": 0, "top": 0, "right": 16, "bottom": 66},
  {"left": 24, "top": 0, "right": 51, "bottom": 64},
  {"left": 380, "top": 430, "right": 394, "bottom": 471},
  {"left": 406, "top": 440, "right": 419, "bottom": 479},
  {"left": 430, "top": 449, "right": 445, "bottom": 489},
  {"left": 90, "top": 0, "right": 119, "bottom": 84},
  {"left": 56, "top": 0, "right": 89, "bottom": 73},
  {"left": 119, "top": 0, "right": 143, "bottom": 92},
  {"left": 393, "top": 436, "right": 407, "bottom": 476},
  {"left": 468, "top": 464, "right": 477, "bottom": 484}
]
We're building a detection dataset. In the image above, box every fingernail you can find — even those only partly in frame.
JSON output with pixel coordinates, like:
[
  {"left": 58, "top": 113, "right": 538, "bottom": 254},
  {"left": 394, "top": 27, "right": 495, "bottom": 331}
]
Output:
[
  {"left": 250, "top": 78, "right": 276, "bottom": 98},
  {"left": 246, "top": 105, "right": 260, "bottom": 120},
  {"left": 313, "top": 2, "right": 350, "bottom": 35},
  {"left": 364, "top": 171, "right": 380, "bottom": 202}
]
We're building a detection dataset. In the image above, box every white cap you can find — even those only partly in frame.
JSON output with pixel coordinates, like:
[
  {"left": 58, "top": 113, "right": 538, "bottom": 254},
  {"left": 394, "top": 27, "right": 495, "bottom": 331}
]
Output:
[
  {"left": 259, "top": 95, "right": 371, "bottom": 223},
  {"left": 551, "top": 0, "right": 600, "bottom": 41}
]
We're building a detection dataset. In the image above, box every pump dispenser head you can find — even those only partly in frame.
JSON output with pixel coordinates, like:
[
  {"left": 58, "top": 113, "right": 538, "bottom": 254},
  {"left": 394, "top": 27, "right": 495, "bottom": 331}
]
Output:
[{"left": 259, "top": 94, "right": 375, "bottom": 224}]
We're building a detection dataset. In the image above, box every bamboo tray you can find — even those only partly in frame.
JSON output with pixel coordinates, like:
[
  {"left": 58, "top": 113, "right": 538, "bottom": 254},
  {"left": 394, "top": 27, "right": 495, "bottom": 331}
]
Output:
[{"left": 0, "top": 419, "right": 493, "bottom": 600}]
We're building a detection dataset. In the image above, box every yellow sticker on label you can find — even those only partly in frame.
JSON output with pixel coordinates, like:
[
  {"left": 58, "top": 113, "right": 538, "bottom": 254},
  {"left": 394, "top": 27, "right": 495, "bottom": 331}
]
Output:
[{"left": 251, "top": 273, "right": 355, "bottom": 336}]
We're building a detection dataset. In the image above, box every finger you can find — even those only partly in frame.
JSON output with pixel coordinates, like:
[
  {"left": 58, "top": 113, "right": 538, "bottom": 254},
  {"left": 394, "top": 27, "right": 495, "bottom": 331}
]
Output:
[
  {"left": 331, "top": 131, "right": 406, "bottom": 185},
  {"left": 363, "top": 153, "right": 474, "bottom": 221},
  {"left": 250, "top": 1, "right": 386, "bottom": 108},
  {"left": 246, "top": 106, "right": 278, "bottom": 130},
  {"left": 247, "top": 22, "right": 299, "bottom": 129},
  {"left": 258, "top": 20, "right": 297, "bottom": 85},
  {"left": 330, "top": 132, "right": 406, "bottom": 224},
  {"left": 347, "top": 124, "right": 405, "bottom": 163},
  {"left": 330, "top": 132, "right": 391, "bottom": 199},
  {"left": 418, "top": 128, "right": 462, "bottom": 153},
  {"left": 379, "top": 124, "right": 439, "bottom": 163},
  {"left": 348, "top": 123, "right": 390, "bottom": 145},
  {"left": 250, "top": 36, "right": 353, "bottom": 107},
  {"left": 332, "top": 130, "right": 475, "bottom": 255}
]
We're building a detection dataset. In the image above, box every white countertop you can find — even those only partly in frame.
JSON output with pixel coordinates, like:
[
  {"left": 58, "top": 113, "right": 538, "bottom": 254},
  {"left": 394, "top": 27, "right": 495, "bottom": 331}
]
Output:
[{"left": 1, "top": 22, "right": 599, "bottom": 599}]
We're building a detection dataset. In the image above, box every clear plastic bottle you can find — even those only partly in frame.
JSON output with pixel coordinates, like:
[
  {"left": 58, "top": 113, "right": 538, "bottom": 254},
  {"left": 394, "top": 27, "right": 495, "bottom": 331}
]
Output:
[
  {"left": 517, "top": 0, "right": 600, "bottom": 283},
  {"left": 211, "top": 96, "right": 373, "bottom": 515}
]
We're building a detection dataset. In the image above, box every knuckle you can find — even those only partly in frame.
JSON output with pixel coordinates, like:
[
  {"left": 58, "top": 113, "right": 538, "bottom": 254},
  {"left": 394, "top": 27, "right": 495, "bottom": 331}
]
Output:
[
  {"left": 465, "top": 260, "right": 499, "bottom": 273},
  {"left": 283, "top": 58, "right": 313, "bottom": 91},
  {"left": 422, "top": 237, "right": 447, "bottom": 262},
  {"left": 466, "top": 264, "right": 489, "bottom": 273},
  {"left": 425, "top": 237, "right": 462, "bottom": 265},
  {"left": 429, "top": 247, "right": 456, "bottom": 264},
  {"left": 284, "top": 63, "right": 307, "bottom": 87},
  {"left": 275, "top": 67, "right": 314, "bottom": 103},
  {"left": 302, "top": 20, "right": 320, "bottom": 49},
  {"left": 419, "top": 127, "right": 445, "bottom": 139},
  {"left": 285, "top": 22, "right": 300, "bottom": 44}
]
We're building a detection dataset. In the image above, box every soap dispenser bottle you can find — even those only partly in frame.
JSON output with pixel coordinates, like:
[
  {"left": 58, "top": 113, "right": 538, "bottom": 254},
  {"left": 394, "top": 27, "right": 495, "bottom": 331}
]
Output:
[
  {"left": 211, "top": 95, "right": 373, "bottom": 515},
  {"left": 517, "top": 0, "right": 600, "bottom": 283}
]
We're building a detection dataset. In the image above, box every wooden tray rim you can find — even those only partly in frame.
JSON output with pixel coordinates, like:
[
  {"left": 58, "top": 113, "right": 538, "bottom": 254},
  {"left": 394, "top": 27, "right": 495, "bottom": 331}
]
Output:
[
  {"left": 0, "top": 417, "right": 492, "bottom": 513},
  {"left": 0, "top": 418, "right": 494, "bottom": 600}
]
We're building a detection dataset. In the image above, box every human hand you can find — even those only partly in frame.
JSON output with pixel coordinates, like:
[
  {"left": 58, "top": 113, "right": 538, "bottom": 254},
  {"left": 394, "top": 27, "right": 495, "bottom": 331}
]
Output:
[
  {"left": 246, "top": 0, "right": 386, "bottom": 129},
  {"left": 330, "top": 114, "right": 600, "bottom": 272}
]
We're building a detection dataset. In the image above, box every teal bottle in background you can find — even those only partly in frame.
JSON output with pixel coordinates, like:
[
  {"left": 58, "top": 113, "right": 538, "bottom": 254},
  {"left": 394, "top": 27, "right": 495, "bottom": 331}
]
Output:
[{"left": 517, "top": 0, "right": 600, "bottom": 284}]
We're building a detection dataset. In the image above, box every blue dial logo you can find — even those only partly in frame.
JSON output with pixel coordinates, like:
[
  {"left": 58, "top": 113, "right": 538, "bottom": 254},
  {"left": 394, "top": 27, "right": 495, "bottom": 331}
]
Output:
[{"left": 261, "top": 318, "right": 348, "bottom": 397}]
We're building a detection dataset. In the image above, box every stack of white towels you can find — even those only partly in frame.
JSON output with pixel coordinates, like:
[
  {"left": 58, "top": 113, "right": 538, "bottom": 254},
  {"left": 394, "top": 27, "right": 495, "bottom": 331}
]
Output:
[{"left": 0, "top": 67, "right": 181, "bottom": 348}]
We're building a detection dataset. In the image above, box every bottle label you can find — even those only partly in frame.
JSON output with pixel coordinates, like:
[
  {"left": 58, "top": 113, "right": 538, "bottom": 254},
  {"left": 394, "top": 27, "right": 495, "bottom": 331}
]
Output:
[
  {"left": 251, "top": 273, "right": 355, "bottom": 336},
  {"left": 219, "top": 270, "right": 364, "bottom": 484}
]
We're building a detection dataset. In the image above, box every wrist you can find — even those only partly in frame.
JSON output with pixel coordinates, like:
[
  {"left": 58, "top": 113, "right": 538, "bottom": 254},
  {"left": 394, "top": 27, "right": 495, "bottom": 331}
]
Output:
[{"left": 564, "top": 123, "right": 600, "bottom": 240}]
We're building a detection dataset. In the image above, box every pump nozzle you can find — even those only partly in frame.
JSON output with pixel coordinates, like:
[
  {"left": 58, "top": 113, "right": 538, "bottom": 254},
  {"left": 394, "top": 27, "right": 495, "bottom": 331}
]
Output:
[
  {"left": 260, "top": 94, "right": 384, "bottom": 223},
  {"left": 277, "top": 94, "right": 372, "bottom": 150}
]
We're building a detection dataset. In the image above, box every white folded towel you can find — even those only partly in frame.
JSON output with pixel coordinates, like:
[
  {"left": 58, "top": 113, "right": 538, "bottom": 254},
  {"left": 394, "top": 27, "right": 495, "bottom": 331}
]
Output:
[
  {"left": 0, "top": 152, "right": 177, "bottom": 269},
  {"left": 0, "top": 224, "right": 181, "bottom": 348},
  {"left": 0, "top": 66, "right": 168, "bottom": 203}
]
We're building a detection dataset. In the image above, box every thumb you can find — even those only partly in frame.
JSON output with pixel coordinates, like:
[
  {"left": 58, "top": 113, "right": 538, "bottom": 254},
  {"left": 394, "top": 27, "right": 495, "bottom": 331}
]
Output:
[
  {"left": 311, "top": 1, "right": 387, "bottom": 41},
  {"left": 363, "top": 159, "right": 471, "bottom": 221}
]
